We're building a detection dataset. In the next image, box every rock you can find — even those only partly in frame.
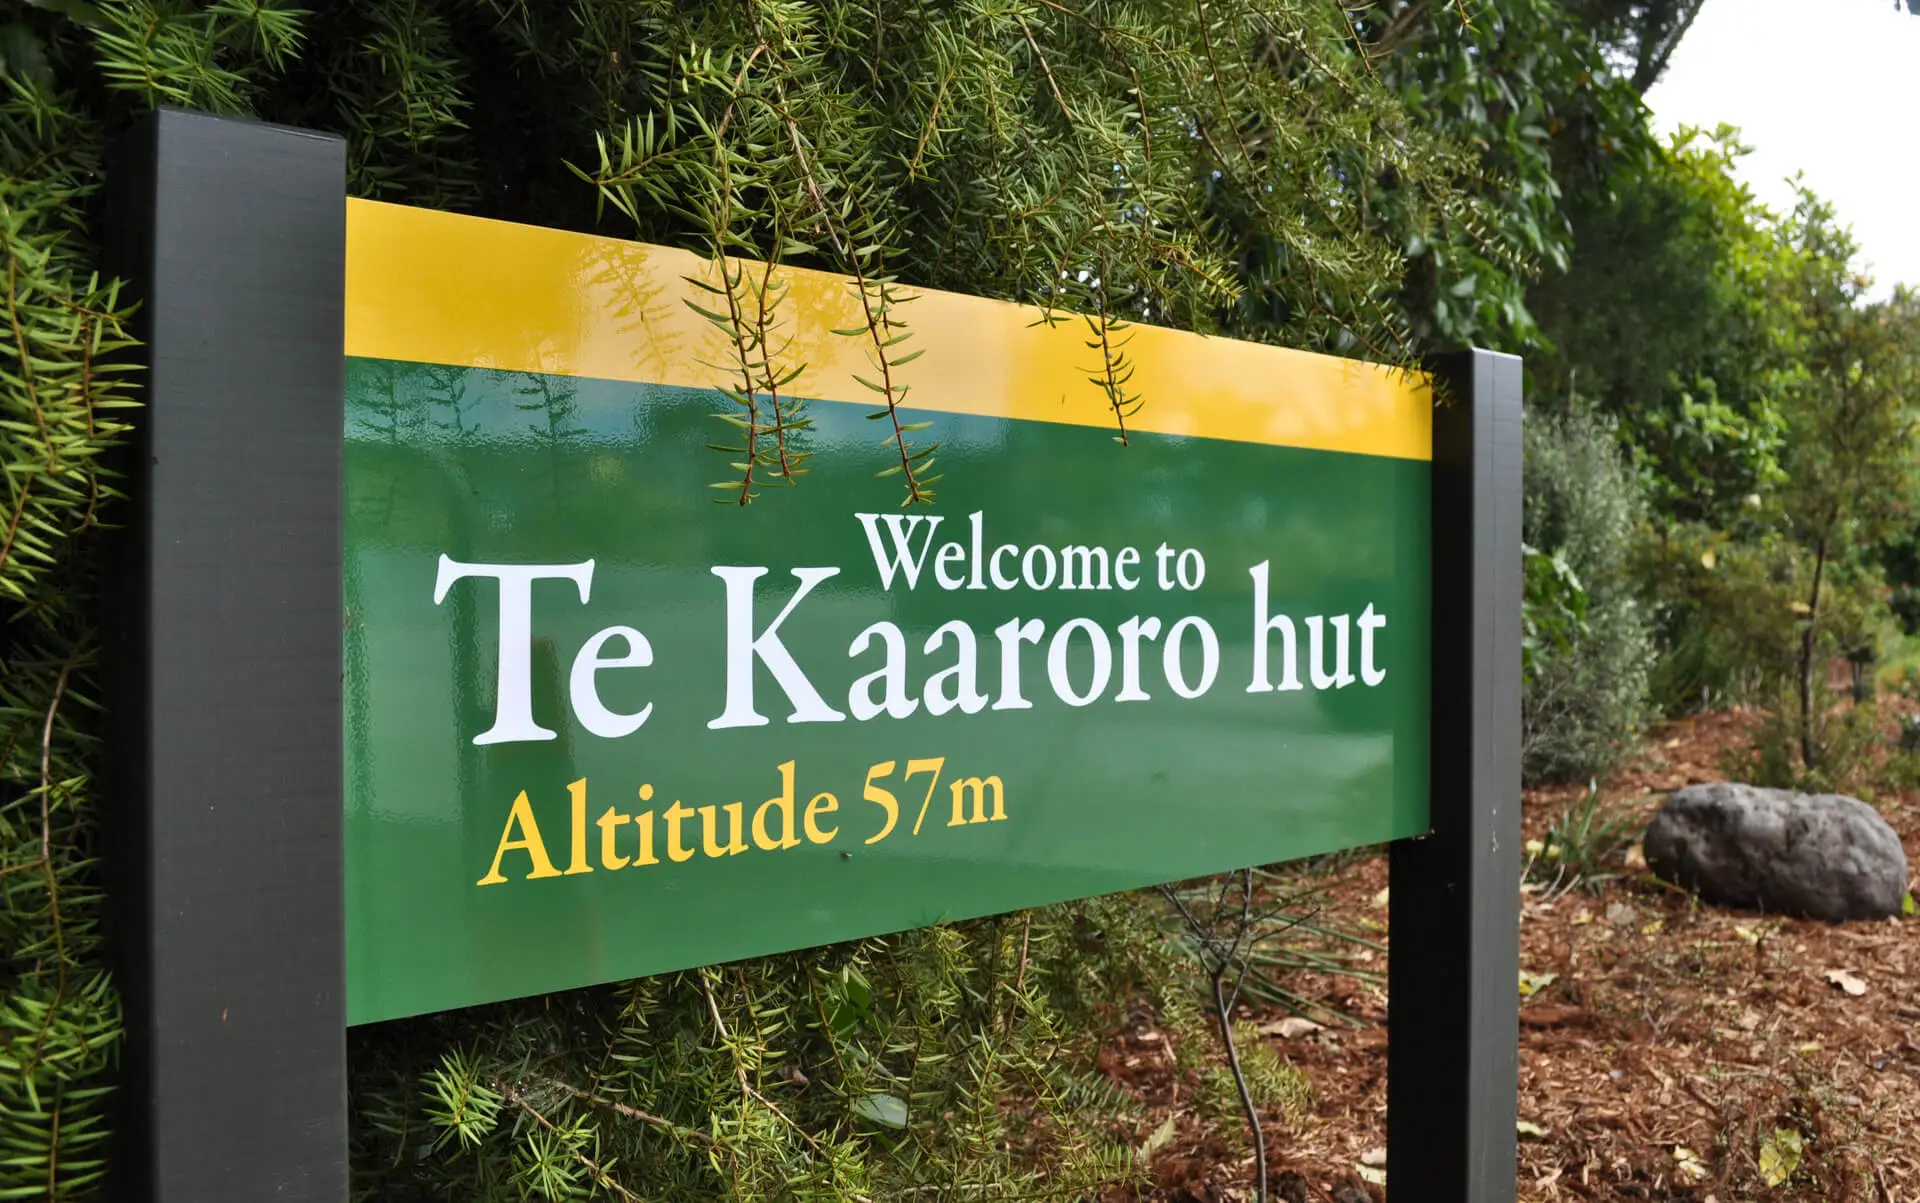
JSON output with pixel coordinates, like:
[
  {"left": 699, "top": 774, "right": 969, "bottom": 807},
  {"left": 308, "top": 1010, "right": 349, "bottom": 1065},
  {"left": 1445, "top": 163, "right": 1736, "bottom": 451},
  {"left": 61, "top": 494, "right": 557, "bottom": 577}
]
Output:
[{"left": 1644, "top": 783, "right": 1908, "bottom": 922}]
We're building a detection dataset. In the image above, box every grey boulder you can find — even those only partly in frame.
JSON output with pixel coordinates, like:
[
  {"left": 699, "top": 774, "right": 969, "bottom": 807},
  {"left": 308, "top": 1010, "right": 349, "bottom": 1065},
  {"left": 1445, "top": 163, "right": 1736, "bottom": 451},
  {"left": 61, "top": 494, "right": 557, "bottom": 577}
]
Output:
[{"left": 1643, "top": 783, "right": 1909, "bottom": 922}]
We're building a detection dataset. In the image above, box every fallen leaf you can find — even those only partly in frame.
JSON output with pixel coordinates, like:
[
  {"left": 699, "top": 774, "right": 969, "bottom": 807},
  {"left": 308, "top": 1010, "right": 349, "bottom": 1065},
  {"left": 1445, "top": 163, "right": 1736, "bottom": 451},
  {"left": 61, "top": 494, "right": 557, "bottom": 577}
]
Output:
[
  {"left": 1640, "top": 918, "right": 1665, "bottom": 935},
  {"left": 1604, "top": 901, "right": 1636, "bottom": 927},
  {"left": 1257, "top": 1016, "right": 1324, "bottom": 1040},
  {"left": 1673, "top": 1146, "right": 1709, "bottom": 1180},
  {"left": 1623, "top": 842, "right": 1648, "bottom": 872},
  {"left": 1357, "top": 1164, "right": 1387, "bottom": 1186},
  {"left": 1517, "top": 1119, "right": 1549, "bottom": 1139},
  {"left": 1372, "top": 887, "right": 1391, "bottom": 910},
  {"left": 1734, "top": 924, "right": 1761, "bottom": 945},
  {"left": 1825, "top": 968, "right": 1867, "bottom": 997},
  {"left": 1759, "top": 1128, "right": 1803, "bottom": 1187},
  {"left": 1903, "top": 891, "right": 1916, "bottom": 917},
  {"left": 1571, "top": 908, "right": 1594, "bottom": 926},
  {"left": 1518, "top": 969, "right": 1559, "bottom": 998},
  {"left": 1137, "top": 1115, "right": 1177, "bottom": 1159},
  {"left": 1360, "top": 1147, "right": 1387, "bottom": 1167}
]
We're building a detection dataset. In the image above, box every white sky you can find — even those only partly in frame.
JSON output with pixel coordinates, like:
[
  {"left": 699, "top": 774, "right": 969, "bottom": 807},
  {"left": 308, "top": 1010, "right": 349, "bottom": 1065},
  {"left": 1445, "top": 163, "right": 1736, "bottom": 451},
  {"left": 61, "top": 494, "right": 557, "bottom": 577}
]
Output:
[{"left": 1645, "top": 0, "right": 1920, "bottom": 294}]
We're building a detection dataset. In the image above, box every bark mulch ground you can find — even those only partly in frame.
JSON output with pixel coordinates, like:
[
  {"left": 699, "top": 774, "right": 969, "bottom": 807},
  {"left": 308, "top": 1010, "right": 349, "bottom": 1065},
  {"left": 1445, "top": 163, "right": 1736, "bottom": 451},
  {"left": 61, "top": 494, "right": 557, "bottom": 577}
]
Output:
[{"left": 1097, "top": 710, "right": 1920, "bottom": 1202}]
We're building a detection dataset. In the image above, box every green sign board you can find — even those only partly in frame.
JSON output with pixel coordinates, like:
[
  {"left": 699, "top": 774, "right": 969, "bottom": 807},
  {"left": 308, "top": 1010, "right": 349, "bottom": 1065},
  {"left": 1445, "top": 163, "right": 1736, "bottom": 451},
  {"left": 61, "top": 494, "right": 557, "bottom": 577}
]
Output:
[
  {"left": 343, "top": 200, "right": 1434, "bottom": 1024},
  {"left": 118, "top": 112, "right": 1520, "bottom": 1202}
]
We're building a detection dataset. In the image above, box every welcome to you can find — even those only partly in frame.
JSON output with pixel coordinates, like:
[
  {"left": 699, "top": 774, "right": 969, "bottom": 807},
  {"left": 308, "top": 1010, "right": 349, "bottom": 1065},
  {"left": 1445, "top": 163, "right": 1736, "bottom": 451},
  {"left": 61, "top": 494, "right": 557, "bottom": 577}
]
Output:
[{"left": 431, "top": 510, "right": 1392, "bottom": 746}]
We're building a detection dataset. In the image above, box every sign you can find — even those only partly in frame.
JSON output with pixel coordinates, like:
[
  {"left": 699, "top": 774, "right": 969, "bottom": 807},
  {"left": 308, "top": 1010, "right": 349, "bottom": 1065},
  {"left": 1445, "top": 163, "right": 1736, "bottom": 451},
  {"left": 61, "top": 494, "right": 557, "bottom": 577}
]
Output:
[
  {"left": 342, "top": 201, "right": 1434, "bottom": 1024},
  {"left": 114, "top": 111, "right": 1518, "bottom": 1203}
]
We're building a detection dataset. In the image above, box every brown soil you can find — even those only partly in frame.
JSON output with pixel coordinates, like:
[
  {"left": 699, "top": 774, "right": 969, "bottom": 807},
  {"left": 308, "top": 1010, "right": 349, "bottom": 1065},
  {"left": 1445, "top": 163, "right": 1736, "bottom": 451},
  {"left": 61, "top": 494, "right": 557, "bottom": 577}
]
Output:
[{"left": 1097, "top": 710, "right": 1920, "bottom": 1202}]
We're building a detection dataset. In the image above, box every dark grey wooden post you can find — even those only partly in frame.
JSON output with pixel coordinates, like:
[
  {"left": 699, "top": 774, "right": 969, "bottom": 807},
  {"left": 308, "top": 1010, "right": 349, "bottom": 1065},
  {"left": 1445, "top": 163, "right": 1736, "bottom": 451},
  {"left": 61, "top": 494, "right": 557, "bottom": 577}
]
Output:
[
  {"left": 1386, "top": 348, "right": 1524, "bottom": 1201},
  {"left": 106, "top": 108, "right": 350, "bottom": 1203}
]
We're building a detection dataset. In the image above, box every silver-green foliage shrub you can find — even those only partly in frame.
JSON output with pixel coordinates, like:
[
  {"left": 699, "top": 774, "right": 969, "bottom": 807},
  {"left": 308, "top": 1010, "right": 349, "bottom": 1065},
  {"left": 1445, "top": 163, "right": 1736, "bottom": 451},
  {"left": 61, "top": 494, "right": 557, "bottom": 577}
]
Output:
[{"left": 1522, "top": 408, "right": 1654, "bottom": 782}]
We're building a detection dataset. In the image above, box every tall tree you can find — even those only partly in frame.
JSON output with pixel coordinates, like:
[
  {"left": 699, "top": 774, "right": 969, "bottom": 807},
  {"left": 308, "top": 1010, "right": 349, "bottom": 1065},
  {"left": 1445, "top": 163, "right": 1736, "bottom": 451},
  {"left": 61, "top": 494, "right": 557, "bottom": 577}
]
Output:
[
  {"left": 1562, "top": 0, "right": 1707, "bottom": 91},
  {"left": 1530, "top": 128, "right": 1792, "bottom": 528},
  {"left": 1776, "top": 198, "right": 1920, "bottom": 767},
  {"left": 1351, "top": 0, "right": 1654, "bottom": 350}
]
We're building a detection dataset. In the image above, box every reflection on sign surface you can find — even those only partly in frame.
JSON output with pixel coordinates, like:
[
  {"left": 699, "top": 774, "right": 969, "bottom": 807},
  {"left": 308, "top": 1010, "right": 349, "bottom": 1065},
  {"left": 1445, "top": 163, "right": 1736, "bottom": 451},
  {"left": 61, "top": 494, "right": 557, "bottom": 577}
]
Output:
[{"left": 342, "top": 200, "right": 1433, "bottom": 1024}]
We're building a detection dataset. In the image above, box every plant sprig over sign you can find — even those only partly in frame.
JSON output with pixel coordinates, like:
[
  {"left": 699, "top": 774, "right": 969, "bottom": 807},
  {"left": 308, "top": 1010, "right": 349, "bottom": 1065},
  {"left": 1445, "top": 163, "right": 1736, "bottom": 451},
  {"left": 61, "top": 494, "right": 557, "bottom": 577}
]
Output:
[
  {"left": 579, "top": 1, "right": 1505, "bottom": 505},
  {"left": 684, "top": 255, "right": 813, "bottom": 505},
  {"left": 840, "top": 250, "right": 939, "bottom": 507}
]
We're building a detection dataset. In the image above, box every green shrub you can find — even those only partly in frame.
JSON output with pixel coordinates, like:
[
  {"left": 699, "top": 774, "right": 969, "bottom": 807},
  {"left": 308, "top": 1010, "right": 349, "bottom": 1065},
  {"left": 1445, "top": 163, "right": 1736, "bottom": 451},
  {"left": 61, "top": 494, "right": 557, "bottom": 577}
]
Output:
[
  {"left": 1522, "top": 541, "right": 1589, "bottom": 687},
  {"left": 1521, "top": 408, "right": 1655, "bottom": 782},
  {"left": 352, "top": 892, "right": 1179, "bottom": 1200},
  {"left": 1734, "top": 685, "right": 1887, "bottom": 796},
  {"left": 1638, "top": 528, "right": 1801, "bottom": 710},
  {"left": 1526, "top": 781, "right": 1639, "bottom": 894},
  {"left": 1637, "top": 521, "right": 1891, "bottom": 741}
]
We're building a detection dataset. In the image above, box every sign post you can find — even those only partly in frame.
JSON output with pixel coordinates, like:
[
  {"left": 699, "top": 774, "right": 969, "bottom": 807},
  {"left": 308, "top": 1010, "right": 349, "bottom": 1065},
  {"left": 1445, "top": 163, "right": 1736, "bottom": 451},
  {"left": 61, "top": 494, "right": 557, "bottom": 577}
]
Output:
[
  {"left": 107, "top": 110, "right": 349, "bottom": 1201},
  {"left": 108, "top": 107, "right": 1519, "bottom": 1202},
  {"left": 1388, "top": 349, "right": 1525, "bottom": 1198}
]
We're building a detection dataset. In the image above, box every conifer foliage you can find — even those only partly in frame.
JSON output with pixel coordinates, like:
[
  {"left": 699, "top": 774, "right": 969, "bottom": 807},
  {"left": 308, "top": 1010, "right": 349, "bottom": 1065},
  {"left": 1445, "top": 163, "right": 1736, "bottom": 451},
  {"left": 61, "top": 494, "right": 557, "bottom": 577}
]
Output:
[{"left": 0, "top": 1, "right": 1619, "bottom": 1197}]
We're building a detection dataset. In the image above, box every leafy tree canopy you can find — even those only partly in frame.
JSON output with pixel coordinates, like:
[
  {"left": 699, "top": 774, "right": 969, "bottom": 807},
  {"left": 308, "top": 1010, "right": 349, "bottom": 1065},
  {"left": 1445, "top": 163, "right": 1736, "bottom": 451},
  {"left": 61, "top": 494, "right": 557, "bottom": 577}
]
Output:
[{"left": 1530, "top": 127, "right": 1794, "bottom": 527}]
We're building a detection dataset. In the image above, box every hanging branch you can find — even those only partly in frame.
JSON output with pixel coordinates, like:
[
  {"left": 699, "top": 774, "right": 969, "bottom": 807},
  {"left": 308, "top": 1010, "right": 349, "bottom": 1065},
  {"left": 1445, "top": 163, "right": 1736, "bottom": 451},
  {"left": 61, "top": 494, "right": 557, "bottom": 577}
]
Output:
[
  {"left": 770, "top": 85, "right": 937, "bottom": 505},
  {"left": 840, "top": 262, "right": 936, "bottom": 505},
  {"left": 673, "top": 40, "right": 813, "bottom": 503},
  {"left": 1085, "top": 253, "right": 1142, "bottom": 444},
  {"left": 684, "top": 249, "right": 811, "bottom": 504},
  {"left": 685, "top": 259, "right": 770, "bottom": 505},
  {"left": 747, "top": 249, "right": 811, "bottom": 486},
  {"left": 1086, "top": 312, "right": 1141, "bottom": 446}
]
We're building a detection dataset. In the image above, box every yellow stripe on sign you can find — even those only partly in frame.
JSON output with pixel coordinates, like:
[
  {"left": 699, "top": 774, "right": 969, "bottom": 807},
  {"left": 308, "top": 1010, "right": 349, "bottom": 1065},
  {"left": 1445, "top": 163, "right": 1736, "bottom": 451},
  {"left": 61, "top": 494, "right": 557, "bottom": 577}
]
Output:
[{"left": 344, "top": 198, "right": 1432, "bottom": 460}]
